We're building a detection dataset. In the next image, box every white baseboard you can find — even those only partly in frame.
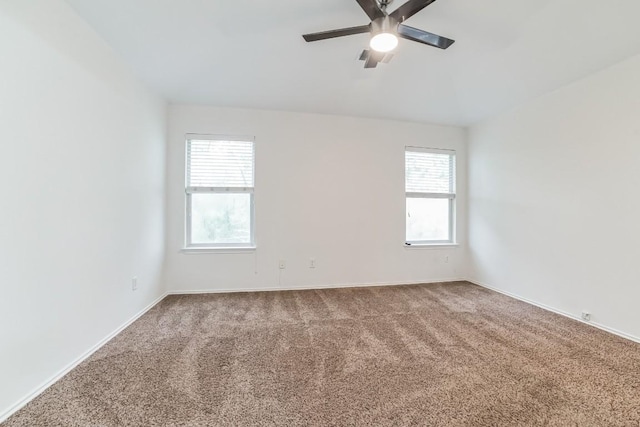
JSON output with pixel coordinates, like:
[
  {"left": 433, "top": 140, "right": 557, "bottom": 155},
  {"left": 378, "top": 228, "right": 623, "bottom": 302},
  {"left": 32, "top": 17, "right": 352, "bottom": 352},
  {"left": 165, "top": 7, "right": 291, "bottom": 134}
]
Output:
[
  {"left": 467, "top": 279, "right": 640, "bottom": 344},
  {"left": 0, "top": 292, "right": 169, "bottom": 424},
  {"left": 167, "top": 278, "right": 466, "bottom": 295}
]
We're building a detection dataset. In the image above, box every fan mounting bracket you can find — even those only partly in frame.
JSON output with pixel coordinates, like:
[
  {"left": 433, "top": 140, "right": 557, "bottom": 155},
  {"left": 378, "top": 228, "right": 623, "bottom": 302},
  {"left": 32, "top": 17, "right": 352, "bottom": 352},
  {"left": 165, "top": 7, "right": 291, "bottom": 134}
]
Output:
[{"left": 378, "top": 0, "right": 394, "bottom": 10}]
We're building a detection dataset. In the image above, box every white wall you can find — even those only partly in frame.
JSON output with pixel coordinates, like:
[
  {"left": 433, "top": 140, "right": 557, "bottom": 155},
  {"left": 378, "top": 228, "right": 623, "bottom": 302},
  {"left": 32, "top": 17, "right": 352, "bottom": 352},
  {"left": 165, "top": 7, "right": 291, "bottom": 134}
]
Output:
[
  {"left": 468, "top": 53, "right": 640, "bottom": 340},
  {"left": 0, "top": 1, "right": 166, "bottom": 419},
  {"left": 165, "top": 106, "right": 467, "bottom": 292}
]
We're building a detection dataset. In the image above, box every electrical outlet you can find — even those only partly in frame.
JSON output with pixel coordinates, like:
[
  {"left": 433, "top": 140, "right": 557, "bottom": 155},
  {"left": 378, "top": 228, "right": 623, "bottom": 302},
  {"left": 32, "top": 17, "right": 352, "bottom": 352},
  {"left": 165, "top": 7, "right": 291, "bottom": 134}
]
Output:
[
  {"left": 444, "top": 255, "right": 449, "bottom": 264},
  {"left": 132, "top": 277, "right": 138, "bottom": 291},
  {"left": 309, "top": 258, "right": 316, "bottom": 268},
  {"left": 581, "top": 311, "right": 591, "bottom": 322},
  {"left": 279, "top": 260, "right": 286, "bottom": 269}
]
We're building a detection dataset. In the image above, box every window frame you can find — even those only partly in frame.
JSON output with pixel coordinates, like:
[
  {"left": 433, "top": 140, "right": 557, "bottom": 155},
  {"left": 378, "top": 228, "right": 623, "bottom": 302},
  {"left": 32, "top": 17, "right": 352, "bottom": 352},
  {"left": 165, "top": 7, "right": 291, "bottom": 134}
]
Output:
[
  {"left": 405, "top": 146, "right": 456, "bottom": 246},
  {"left": 184, "top": 134, "right": 256, "bottom": 250}
]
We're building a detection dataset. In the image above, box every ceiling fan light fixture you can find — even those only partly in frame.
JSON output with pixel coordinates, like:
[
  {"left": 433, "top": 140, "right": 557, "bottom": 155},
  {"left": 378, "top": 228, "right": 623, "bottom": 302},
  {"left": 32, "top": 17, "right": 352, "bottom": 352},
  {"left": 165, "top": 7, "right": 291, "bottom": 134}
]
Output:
[
  {"left": 370, "top": 32, "right": 398, "bottom": 53},
  {"left": 301, "top": 0, "right": 456, "bottom": 68}
]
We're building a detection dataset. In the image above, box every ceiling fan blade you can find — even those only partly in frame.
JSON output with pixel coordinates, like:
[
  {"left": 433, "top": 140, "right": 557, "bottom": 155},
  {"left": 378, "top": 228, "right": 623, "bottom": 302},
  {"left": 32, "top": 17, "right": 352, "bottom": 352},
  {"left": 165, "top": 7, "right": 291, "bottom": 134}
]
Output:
[
  {"left": 363, "top": 50, "right": 385, "bottom": 68},
  {"left": 303, "top": 25, "right": 371, "bottom": 42},
  {"left": 364, "top": 57, "right": 379, "bottom": 68},
  {"left": 356, "top": 0, "right": 385, "bottom": 21},
  {"left": 397, "top": 24, "right": 455, "bottom": 49},
  {"left": 390, "top": 0, "right": 437, "bottom": 22}
]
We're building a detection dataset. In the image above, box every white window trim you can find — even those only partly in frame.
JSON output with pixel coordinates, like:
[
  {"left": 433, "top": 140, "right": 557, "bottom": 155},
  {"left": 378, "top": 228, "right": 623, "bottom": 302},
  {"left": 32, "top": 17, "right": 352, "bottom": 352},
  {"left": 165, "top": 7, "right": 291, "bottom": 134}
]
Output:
[
  {"left": 404, "top": 243, "right": 459, "bottom": 249},
  {"left": 405, "top": 146, "right": 457, "bottom": 246},
  {"left": 184, "top": 135, "right": 256, "bottom": 250},
  {"left": 180, "top": 247, "right": 256, "bottom": 254},
  {"left": 406, "top": 146, "right": 455, "bottom": 155},
  {"left": 185, "top": 133, "right": 254, "bottom": 142}
]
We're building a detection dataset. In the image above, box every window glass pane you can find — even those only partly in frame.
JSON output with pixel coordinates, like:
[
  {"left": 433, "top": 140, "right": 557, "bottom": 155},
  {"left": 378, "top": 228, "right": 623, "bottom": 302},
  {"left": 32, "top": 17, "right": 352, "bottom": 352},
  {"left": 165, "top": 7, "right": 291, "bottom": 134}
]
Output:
[
  {"left": 191, "top": 193, "right": 251, "bottom": 244},
  {"left": 406, "top": 198, "right": 450, "bottom": 242}
]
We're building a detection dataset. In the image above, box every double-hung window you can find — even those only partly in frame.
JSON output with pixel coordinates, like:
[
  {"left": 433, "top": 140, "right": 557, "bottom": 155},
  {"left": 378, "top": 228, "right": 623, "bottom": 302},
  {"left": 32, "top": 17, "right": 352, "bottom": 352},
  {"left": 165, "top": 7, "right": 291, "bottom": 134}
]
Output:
[
  {"left": 185, "top": 135, "right": 255, "bottom": 248},
  {"left": 405, "top": 147, "right": 456, "bottom": 245}
]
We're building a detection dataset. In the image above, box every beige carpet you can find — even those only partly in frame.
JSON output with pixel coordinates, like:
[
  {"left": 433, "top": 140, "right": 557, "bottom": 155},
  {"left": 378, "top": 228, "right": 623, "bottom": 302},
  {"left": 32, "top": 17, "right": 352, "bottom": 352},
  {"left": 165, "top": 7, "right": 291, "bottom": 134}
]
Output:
[{"left": 4, "top": 281, "right": 640, "bottom": 426}]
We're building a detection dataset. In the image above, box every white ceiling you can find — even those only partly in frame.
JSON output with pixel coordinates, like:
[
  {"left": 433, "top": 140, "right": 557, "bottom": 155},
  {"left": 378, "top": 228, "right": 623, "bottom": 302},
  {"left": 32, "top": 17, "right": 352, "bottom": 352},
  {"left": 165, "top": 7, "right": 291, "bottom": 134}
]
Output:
[{"left": 66, "top": 0, "right": 640, "bottom": 126}]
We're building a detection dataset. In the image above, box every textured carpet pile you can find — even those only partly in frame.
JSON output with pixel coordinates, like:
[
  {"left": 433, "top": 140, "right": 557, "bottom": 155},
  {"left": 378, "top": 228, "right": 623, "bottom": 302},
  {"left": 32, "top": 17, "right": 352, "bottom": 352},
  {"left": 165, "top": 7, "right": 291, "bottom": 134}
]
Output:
[{"left": 4, "top": 281, "right": 640, "bottom": 426}]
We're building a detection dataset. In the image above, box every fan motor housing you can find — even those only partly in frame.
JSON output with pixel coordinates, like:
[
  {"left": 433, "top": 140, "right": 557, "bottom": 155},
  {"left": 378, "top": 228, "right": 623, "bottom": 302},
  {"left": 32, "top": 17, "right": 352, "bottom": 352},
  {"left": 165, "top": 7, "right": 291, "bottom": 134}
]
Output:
[{"left": 371, "top": 16, "right": 399, "bottom": 36}]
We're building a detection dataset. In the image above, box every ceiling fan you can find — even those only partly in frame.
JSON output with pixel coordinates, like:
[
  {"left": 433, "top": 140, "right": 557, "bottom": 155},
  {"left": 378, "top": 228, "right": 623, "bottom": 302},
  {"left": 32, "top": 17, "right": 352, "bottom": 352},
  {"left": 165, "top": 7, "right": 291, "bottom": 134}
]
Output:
[{"left": 302, "top": 0, "right": 455, "bottom": 68}]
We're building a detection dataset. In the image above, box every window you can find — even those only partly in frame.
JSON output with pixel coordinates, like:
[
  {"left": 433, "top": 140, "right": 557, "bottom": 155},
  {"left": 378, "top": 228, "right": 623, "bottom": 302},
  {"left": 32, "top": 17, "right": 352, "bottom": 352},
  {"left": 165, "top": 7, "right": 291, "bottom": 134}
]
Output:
[
  {"left": 405, "top": 147, "right": 456, "bottom": 244},
  {"left": 185, "top": 135, "right": 255, "bottom": 248}
]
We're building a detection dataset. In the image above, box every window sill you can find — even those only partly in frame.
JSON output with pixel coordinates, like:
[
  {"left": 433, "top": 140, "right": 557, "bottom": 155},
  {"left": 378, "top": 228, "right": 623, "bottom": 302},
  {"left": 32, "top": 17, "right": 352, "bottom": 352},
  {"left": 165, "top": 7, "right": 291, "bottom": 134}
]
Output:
[
  {"left": 404, "top": 243, "right": 459, "bottom": 249},
  {"left": 180, "top": 247, "right": 256, "bottom": 254}
]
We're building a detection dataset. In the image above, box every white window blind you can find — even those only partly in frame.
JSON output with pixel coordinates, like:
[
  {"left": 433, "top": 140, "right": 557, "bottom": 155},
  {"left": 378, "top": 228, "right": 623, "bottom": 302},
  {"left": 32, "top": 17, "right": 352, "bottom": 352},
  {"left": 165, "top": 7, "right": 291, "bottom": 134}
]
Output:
[
  {"left": 187, "top": 139, "right": 254, "bottom": 189},
  {"left": 405, "top": 149, "right": 455, "bottom": 195}
]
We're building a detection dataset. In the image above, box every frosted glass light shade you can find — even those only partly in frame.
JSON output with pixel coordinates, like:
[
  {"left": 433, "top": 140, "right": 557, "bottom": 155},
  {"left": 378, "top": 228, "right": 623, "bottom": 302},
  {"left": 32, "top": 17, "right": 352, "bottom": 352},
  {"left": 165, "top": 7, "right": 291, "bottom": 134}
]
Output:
[{"left": 370, "top": 32, "right": 398, "bottom": 53}]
